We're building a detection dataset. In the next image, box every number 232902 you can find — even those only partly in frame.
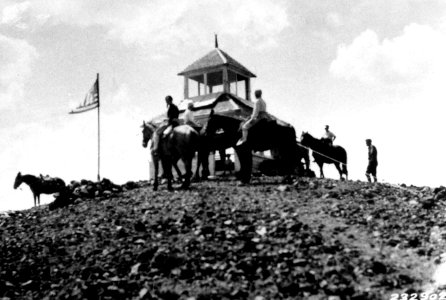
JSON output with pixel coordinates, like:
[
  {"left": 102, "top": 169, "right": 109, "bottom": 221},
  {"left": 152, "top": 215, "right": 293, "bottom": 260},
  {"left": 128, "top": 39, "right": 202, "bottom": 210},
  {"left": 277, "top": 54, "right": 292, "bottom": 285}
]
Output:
[{"left": 390, "top": 293, "right": 446, "bottom": 300}]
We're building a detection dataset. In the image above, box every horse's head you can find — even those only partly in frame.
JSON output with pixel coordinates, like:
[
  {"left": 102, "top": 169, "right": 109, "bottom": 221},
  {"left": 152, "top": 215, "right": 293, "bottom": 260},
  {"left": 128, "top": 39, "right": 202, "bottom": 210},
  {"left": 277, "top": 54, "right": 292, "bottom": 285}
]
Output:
[
  {"left": 141, "top": 121, "right": 156, "bottom": 148},
  {"left": 300, "top": 131, "right": 311, "bottom": 144},
  {"left": 14, "top": 172, "right": 22, "bottom": 189}
]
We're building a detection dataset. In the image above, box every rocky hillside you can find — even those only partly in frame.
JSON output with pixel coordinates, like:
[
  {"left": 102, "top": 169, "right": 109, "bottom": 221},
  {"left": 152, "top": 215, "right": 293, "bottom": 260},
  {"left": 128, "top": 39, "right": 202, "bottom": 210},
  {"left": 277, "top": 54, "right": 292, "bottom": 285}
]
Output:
[{"left": 1, "top": 176, "right": 446, "bottom": 300}]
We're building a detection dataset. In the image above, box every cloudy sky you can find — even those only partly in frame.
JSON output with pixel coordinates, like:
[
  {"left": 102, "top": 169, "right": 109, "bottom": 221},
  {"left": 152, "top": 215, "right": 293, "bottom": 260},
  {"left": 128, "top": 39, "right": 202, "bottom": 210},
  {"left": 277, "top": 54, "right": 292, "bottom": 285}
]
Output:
[{"left": 1, "top": 0, "right": 446, "bottom": 211}]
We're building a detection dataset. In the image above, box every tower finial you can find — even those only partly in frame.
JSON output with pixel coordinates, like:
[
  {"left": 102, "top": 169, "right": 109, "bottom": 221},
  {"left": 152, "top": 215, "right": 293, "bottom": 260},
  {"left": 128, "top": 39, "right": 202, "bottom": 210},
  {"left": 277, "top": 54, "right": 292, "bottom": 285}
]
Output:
[{"left": 215, "top": 33, "right": 219, "bottom": 48}]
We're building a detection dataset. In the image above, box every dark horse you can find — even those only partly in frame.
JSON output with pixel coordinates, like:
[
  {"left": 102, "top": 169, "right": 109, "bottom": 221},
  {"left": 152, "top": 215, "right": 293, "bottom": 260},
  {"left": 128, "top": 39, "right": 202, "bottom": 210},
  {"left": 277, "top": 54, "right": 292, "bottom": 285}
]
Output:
[
  {"left": 300, "top": 132, "right": 348, "bottom": 180},
  {"left": 14, "top": 172, "right": 66, "bottom": 206},
  {"left": 203, "top": 110, "right": 301, "bottom": 184},
  {"left": 260, "top": 142, "right": 312, "bottom": 177},
  {"left": 141, "top": 121, "right": 199, "bottom": 191}
]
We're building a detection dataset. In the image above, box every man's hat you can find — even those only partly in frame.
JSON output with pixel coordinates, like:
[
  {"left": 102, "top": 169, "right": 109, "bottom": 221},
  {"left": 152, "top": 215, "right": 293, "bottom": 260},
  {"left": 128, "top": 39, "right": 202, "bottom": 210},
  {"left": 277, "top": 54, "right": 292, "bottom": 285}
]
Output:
[{"left": 366, "top": 139, "right": 372, "bottom": 143}]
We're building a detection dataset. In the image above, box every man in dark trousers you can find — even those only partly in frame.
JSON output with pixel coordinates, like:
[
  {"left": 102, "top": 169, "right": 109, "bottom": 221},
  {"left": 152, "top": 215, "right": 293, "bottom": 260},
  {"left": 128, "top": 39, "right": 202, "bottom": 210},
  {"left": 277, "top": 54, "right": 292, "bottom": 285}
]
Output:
[
  {"left": 365, "top": 139, "right": 378, "bottom": 183},
  {"left": 152, "top": 95, "right": 179, "bottom": 154}
]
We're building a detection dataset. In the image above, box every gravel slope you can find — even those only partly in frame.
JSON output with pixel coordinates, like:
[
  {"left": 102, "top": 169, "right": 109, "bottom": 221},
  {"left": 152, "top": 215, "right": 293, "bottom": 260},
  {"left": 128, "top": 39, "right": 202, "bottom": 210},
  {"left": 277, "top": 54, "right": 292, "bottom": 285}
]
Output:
[{"left": 1, "top": 177, "right": 445, "bottom": 299}]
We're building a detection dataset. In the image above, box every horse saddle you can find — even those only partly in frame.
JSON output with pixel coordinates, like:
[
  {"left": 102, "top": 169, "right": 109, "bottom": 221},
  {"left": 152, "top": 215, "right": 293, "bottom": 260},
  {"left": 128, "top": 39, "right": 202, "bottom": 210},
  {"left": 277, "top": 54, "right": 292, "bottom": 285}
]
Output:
[
  {"left": 40, "top": 175, "right": 61, "bottom": 186},
  {"left": 162, "top": 125, "right": 175, "bottom": 138}
]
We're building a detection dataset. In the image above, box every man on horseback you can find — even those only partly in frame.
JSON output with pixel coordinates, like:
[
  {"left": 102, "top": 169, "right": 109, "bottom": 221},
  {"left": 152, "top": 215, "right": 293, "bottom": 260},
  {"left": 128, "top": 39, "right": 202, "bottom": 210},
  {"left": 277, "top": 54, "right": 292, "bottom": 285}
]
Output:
[
  {"left": 322, "top": 125, "right": 336, "bottom": 147},
  {"left": 183, "top": 101, "right": 201, "bottom": 131},
  {"left": 152, "top": 95, "right": 179, "bottom": 155},
  {"left": 236, "top": 89, "right": 267, "bottom": 146},
  {"left": 365, "top": 139, "right": 378, "bottom": 183}
]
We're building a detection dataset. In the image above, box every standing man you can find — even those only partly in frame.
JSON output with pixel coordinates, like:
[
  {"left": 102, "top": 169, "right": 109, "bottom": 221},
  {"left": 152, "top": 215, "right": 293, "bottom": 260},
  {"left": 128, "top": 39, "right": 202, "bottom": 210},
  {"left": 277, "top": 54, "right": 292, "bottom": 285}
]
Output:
[
  {"left": 152, "top": 95, "right": 179, "bottom": 154},
  {"left": 323, "top": 125, "right": 336, "bottom": 146},
  {"left": 365, "top": 139, "right": 378, "bottom": 183},
  {"left": 236, "top": 89, "right": 267, "bottom": 146}
]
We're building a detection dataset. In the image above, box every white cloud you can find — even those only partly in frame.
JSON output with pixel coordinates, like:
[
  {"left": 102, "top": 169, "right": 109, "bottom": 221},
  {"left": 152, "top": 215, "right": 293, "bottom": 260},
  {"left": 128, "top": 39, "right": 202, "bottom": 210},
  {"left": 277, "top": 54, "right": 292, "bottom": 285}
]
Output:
[
  {"left": 0, "top": 34, "right": 38, "bottom": 109},
  {"left": 326, "top": 12, "right": 343, "bottom": 28},
  {"left": 6, "top": 0, "right": 289, "bottom": 54},
  {"left": 330, "top": 24, "right": 446, "bottom": 85},
  {"left": 0, "top": 1, "right": 31, "bottom": 28}
]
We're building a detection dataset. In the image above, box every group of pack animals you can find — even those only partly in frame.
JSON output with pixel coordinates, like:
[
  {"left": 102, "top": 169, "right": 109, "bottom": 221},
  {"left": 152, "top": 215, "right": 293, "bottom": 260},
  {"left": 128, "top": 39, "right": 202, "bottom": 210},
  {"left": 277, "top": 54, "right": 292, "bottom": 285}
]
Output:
[
  {"left": 14, "top": 110, "right": 348, "bottom": 206},
  {"left": 141, "top": 110, "right": 348, "bottom": 191}
]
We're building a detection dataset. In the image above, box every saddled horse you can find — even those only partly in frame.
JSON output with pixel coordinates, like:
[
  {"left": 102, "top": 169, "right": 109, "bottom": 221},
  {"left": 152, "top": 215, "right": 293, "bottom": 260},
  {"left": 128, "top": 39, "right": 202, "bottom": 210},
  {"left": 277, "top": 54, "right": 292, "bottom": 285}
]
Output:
[
  {"left": 300, "top": 132, "right": 348, "bottom": 180},
  {"left": 203, "top": 110, "right": 302, "bottom": 184},
  {"left": 141, "top": 121, "right": 199, "bottom": 191},
  {"left": 14, "top": 172, "right": 66, "bottom": 206}
]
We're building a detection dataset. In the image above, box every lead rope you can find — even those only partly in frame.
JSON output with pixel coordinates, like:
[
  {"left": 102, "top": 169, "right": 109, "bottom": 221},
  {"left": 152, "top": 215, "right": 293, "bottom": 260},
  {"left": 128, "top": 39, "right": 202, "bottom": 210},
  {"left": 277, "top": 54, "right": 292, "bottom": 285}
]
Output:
[{"left": 296, "top": 141, "right": 348, "bottom": 167}]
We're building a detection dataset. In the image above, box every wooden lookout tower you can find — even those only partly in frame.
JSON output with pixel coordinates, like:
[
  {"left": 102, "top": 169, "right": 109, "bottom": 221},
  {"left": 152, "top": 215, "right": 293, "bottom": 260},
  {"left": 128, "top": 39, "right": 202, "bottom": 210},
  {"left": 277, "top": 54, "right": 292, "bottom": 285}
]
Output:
[
  {"left": 151, "top": 35, "right": 263, "bottom": 124},
  {"left": 179, "top": 35, "right": 255, "bottom": 108},
  {"left": 149, "top": 36, "right": 281, "bottom": 178}
]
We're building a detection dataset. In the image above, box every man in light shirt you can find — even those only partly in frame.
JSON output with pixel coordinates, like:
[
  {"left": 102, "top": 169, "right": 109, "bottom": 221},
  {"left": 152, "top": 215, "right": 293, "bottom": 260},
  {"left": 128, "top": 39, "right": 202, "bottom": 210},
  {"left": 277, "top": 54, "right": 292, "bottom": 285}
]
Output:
[
  {"left": 183, "top": 102, "right": 201, "bottom": 129},
  {"left": 237, "top": 89, "right": 267, "bottom": 146},
  {"left": 322, "top": 125, "right": 336, "bottom": 146}
]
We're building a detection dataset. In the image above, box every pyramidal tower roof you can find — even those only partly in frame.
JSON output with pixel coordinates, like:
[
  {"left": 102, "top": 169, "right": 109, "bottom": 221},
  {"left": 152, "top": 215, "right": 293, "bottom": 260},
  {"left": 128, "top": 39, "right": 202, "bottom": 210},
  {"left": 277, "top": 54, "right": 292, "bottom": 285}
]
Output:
[{"left": 178, "top": 38, "right": 256, "bottom": 78}]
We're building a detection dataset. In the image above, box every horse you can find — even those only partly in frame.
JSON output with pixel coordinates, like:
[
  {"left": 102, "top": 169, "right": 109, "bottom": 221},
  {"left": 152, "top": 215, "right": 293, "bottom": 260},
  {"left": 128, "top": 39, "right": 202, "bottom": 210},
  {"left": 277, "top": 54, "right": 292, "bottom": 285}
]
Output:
[
  {"left": 14, "top": 172, "right": 66, "bottom": 207},
  {"left": 295, "top": 141, "right": 312, "bottom": 176},
  {"left": 300, "top": 132, "right": 348, "bottom": 180},
  {"left": 141, "top": 121, "right": 199, "bottom": 191},
  {"left": 183, "top": 124, "right": 212, "bottom": 181},
  {"left": 203, "top": 110, "right": 302, "bottom": 184}
]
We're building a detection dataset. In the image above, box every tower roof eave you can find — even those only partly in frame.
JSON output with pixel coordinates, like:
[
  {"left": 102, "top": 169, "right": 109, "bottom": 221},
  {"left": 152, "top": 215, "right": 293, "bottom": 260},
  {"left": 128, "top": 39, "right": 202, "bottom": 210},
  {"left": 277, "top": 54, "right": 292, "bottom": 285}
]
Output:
[{"left": 178, "top": 48, "right": 256, "bottom": 78}]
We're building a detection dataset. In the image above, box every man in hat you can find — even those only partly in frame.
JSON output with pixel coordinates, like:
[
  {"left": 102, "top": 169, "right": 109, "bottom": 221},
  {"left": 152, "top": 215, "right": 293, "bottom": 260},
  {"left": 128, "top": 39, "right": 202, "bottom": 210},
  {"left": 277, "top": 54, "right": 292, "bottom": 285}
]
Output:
[
  {"left": 322, "top": 125, "right": 336, "bottom": 147},
  {"left": 236, "top": 89, "right": 267, "bottom": 146},
  {"left": 365, "top": 139, "right": 378, "bottom": 183},
  {"left": 152, "top": 95, "right": 179, "bottom": 154}
]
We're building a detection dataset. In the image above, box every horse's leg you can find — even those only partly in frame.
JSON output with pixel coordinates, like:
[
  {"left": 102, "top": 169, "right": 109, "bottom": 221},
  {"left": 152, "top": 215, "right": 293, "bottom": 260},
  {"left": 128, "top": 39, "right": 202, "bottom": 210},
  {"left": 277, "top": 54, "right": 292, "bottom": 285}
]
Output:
[
  {"left": 193, "top": 150, "right": 205, "bottom": 182},
  {"left": 33, "top": 193, "right": 36, "bottom": 207},
  {"left": 192, "top": 152, "right": 200, "bottom": 182},
  {"left": 201, "top": 150, "right": 210, "bottom": 179},
  {"left": 173, "top": 163, "right": 183, "bottom": 181},
  {"left": 236, "top": 146, "right": 252, "bottom": 184},
  {"left": 153, "top": 155, "right": 159, "bottom": 191},
  {"left": 317, "top": 162, "right": 325, "bottom": 179},
  {"left": 343, "top": 164, "right": 348, "bottom": 181},
  {"left": 163, "top": 159, "right": 174, "bottom": 191},
  {"left": 181, "top": 156, "right": 193, "bottom": 189},
  {"left": 196, "top": 149, "right": 209, "bottom": 180},
  {"left": 304, "top": 152, "right": 310, "bottom": 171},
  {"left": 219, "top": 149, "right": 226, "bottom": 175},
  {"left": 334, "top": 163, "right": 344, "bottom": 180}
]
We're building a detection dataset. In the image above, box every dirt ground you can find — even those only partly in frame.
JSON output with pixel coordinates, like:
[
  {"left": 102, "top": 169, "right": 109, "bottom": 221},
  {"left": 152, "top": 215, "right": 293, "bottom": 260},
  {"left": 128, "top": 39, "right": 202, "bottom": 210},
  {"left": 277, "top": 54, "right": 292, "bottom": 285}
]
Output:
[{"left": 1, "top": 176, "right": 446, "bottom": 299}]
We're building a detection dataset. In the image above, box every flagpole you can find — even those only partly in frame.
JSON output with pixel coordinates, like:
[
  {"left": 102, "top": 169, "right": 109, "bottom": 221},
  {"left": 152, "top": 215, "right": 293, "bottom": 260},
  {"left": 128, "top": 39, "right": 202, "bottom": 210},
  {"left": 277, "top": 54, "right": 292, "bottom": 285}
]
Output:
[{"left": 97, "top": 73, "right": 101, "bottom": 182}]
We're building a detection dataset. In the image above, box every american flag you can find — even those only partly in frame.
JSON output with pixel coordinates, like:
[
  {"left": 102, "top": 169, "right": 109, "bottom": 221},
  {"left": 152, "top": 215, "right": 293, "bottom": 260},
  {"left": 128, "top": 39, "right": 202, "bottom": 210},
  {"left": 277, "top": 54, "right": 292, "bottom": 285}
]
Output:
[{"left": 69, "top": 78, "right": 99, "bottom": 114}]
